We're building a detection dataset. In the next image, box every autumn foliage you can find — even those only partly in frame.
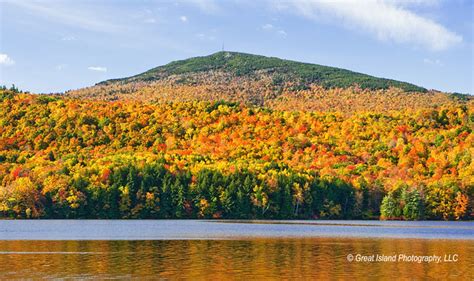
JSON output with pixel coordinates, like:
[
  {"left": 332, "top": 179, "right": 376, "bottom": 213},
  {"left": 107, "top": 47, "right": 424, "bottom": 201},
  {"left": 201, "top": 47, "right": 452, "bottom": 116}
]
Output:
[{"left": 0, "top": 90, "right": 472, "bottom": 219}]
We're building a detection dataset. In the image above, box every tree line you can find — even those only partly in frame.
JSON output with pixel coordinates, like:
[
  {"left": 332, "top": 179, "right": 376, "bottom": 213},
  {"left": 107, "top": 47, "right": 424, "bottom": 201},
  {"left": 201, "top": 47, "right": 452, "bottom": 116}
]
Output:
[{"left": 0, "top": 90, "right": 472, "bottom": 219}]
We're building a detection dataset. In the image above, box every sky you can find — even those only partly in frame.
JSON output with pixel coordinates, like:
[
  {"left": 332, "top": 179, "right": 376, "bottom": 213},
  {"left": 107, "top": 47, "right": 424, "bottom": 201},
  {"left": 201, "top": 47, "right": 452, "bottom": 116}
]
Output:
[{"left": 0, "top": 0, "right": 472, "bottom": 94}]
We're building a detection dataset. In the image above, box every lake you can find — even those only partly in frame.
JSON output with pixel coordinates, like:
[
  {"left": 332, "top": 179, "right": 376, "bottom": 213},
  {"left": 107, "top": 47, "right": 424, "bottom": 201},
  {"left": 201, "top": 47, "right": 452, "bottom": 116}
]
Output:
[{"left": 0, "top": 220, "right": 472, "bottom": 279}]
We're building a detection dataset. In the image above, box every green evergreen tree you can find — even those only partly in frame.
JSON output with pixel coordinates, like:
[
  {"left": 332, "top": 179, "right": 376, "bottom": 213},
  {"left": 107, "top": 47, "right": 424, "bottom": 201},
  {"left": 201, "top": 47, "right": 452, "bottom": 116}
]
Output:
[
  {"left": 160, "top": 173, "right": 173, "bottom": 218},
  {"left": 402, "top": 189, "right": 423, "bottom": 220},
  {"left": 380, "top": 193, "right": 401, "bottom": 219}
]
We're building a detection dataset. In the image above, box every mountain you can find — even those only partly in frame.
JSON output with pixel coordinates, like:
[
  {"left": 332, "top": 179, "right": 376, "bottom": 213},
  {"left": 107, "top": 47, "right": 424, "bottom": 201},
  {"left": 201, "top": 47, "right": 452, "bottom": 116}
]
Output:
[
  {"left": 66, "top": 52, "right": 466, "bottom": 113},
  {"left": 98, "top": 51, "right": 426, "bottom": 92},
  {"left": 1, "top": 53, "right": 472, "bottom": 221}
]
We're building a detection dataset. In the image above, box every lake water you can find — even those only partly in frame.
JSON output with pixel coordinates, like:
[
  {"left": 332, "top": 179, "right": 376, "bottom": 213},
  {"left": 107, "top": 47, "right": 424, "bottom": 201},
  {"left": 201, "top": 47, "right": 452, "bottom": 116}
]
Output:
[{"left": 0, "top": 220, "right": 472, "bottom": 279}]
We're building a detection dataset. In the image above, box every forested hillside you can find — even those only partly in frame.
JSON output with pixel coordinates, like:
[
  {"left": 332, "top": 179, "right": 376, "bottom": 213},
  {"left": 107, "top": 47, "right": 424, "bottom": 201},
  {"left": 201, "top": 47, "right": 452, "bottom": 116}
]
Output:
[
  {"left": 101, "top": 52, "right": 426, "bottom": 91},
  {"left": 1, "top": 90, "right": 472, "bottom": 220},
  {"left": 64, "top": 52, "right": 470, "bottom": 113}
]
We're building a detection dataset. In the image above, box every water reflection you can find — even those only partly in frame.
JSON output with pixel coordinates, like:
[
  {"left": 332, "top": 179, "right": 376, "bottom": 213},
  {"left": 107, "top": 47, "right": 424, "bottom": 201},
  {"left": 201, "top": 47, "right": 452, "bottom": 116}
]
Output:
[{"left": 0, "top": 239, "right": 471, "bottom": 279}]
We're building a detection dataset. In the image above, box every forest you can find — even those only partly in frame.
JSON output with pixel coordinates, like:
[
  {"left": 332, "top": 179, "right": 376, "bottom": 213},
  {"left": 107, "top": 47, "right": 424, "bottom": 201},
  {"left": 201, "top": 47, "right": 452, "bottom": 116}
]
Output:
[
  {"left": 66, "top": 52, "right": 467, "bottom": 113},
  {"left": 0, "top": 88, "right": 472, "bottom": 220},
  {"left": 100, "top": 52, "right": 426, "bottom": 92}
]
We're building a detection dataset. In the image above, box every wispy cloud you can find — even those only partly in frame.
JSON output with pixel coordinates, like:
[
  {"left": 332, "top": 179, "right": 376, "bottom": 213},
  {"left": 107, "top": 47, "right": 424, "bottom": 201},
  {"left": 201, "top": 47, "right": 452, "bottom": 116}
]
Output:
[
  {"left": 55, "top": 64, "right": 67, "bottom": 71},
  {"left": 423, "top": 58, "right": 443, "bottom": 66},
  {"left": 386, "top": 0, "right": 441, "bottom": 7},
  {"left": 277, "top": 30, "right": 287, "bottom": 37},
  {"left": 261, "top": 23, "right": 287, "bottom": 38},
  {"left": 0, "top": 53, "right": 15, "bottom": 66},
  {"left": 274, "top": 0, "right": 461, "bottom": 51},
  {"left": 180, "top": 16, "right": 188, "bottom": 22},
  {"left": 88, "top": 66, "right": 107, "bottom": 72},
  {"left": 195, "top": 33, "right": 216, "bottom": 41},
  {"left": 144, "top": 18, "right": 157, "bottom": 24},
  {"left": 184, "top": 0, "right": 219, "bottom": 13},
  {"left": 61, "top": 35, "right": 77, "bottom": 41},
  {"left": 5, "top": 0, "right": 123, "bottom": 33},
  {"left": 131, "top": 8, "right": 160, "bottom": 24}
]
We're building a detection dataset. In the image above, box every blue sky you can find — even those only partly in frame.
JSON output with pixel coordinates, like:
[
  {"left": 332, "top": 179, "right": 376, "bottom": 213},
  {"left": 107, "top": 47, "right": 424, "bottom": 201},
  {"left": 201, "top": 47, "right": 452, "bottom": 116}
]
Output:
[{"left": 0, "top": 0, "right": 472, "bottom": 93}]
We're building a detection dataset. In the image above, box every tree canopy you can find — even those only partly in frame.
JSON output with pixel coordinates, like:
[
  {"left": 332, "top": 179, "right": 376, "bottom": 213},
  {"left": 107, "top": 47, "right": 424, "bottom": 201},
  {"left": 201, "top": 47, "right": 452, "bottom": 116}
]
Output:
[{"left": 0, "top": 90, "right": 472, "bottom": 219}]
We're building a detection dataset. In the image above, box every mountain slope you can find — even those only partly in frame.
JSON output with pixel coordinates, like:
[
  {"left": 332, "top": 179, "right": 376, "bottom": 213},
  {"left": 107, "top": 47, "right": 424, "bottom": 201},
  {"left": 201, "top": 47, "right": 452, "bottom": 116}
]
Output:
[
  {"left": 2, "top": 89, "right": 472, "bottom": 219},
  {"left": 66, "top": 52, "right": 468, "bottom": 114},
  {"left": 99, "top": 51, "right": 426, "bottom": 92}
]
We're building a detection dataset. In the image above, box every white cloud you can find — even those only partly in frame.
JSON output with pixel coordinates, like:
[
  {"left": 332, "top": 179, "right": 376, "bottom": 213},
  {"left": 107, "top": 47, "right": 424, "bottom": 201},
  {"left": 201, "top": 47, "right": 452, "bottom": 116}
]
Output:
[
  {"left": 131, "top": 8, "right": 160, "bottom": 24},
  {"left": 261, "top": 23, "right": 287, "bottom": 38},
  {"left": 5, "top": 1, "right": 123, "bottom": 33},
  {"left": 387, "top": 0, "right": 440, "bottom": 7},
  {"left": 276, "top": 0, "right": 461, "bottom": 51},
  {"left": 54, "top": 63, "right": 67, "bottom": 71},
  {"left": 185, "top": 0, "right": 219, "bottom": 13},
  {"left": 277, "top": 30, "right": 287, "bottom": 37},
  {"left": 88, "top": 66, "right": 107, "bottom": 72},
  {"left": 0, "top": 53, "right": 15, "bottom": 66},
  {"left": 423, "top": 58, "right": 443, "bottom": 66},
  {"left": 195, "top": 33, "right": 216, "bottom": 41},
  {"left": 55, "top": 64, "right": 67, "bottom": 71},
  {"left": 180, "top": 16, "right": 188, "bottom": 22},
  {"left": 144, "top": 18, "right": 157, "bottom": 24},
  {"left": 61, "top": 35, "right": 77, "bottom": 41},
  {"left": 262, "top": 23, "right": 274, "bottom": 30}
]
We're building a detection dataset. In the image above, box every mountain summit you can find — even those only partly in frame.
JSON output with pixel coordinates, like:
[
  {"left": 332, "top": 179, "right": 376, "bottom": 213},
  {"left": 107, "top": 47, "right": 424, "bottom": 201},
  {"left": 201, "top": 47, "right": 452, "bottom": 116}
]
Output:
[
  {"left": 99, "top": 51, "right": 425, "bottom": 92},
  {"left": 67, "top": 52, "right": 465, "bottom": 113}
]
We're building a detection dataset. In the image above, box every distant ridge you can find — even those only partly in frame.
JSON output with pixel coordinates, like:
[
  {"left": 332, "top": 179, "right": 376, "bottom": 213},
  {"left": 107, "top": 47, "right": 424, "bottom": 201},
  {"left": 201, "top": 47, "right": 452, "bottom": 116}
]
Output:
[
  {"left": 65, "top": 51, "right": 469, "bottom": 114},
  {"left": 98, "top": 51, "right": 426, "bottom": 92}
]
